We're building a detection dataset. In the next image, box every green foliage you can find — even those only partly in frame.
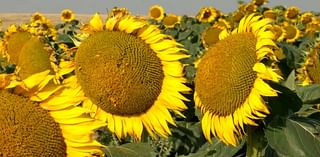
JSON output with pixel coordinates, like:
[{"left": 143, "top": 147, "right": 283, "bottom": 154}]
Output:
[{"left": 265, "top": 116, "right": 320, "bottom": 157}]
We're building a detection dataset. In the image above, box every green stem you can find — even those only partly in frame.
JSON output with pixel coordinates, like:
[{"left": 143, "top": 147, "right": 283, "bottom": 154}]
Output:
[{"left": 246, "top": 126, "right": 267, "bottom": 157}]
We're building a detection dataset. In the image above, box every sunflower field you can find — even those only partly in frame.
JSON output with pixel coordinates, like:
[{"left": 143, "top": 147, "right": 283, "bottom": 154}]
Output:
[{"left": 1, "top": 0, "right": 320, "bottom": 156}]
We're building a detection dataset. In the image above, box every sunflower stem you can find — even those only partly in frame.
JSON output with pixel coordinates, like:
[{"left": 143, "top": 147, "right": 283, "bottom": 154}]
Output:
[{"left": 246, "top": 126, "right": 267, "bottom": 157}]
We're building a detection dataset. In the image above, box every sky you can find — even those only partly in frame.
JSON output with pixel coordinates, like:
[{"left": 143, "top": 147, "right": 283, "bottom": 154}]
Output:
[{"left": 0, "top": 0, "right": 318, "bottom": 15}]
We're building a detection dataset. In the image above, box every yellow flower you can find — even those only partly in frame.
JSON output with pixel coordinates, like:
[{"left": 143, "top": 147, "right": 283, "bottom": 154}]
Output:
[
  {"left": 149, "top": 5, "right": 165, "bottom": 21},
  {"left": 213, "top": 18, "right": 232, "bottom": 30},
  {"left": 285, "top": 6, "right": 300, "bottom": 21},
  {"left": 232, "top": 11, "right": 245, "bottom": 23},
  {"left": 298, "top": 46, "right": 320, "bottom": 85},
  {"left": 60, "top": 14, "right": 191, "bottom": 140},
  {"left": 0, "top": 70, "right": 106, "bottom": 156},
  {"left": 301, "top": 12, "right": 314, "bottom": 25},
  {"left": 271, "top": 25, "right": 284, "bottom": 41},
  {"left": 263, "top": 9, "right": 277, "bottom": 20},
  {"left": 253, "top": 0, "right": 268, "bottom": 6},
  {"left": 163, "top": 14, "right": 181, "bottom": 28},
  {"left": 280, "top": 22, "right": 301, "bottom": 43},
  {"left": 194, "top": 14, "right": 281, "bottom": 146},
  {"left": 201, "top": 26, "right": 224, "bottom": 49},
  {"left": 30, "top": 12, "right": 46, "bottom": 23},
  {"left": 109, "top": 7, "right": 130, "bottom": 18},
  {"left": 244, "top": 3, "right": 257, "bottom": 14},
  {"left": 196, "top": 7, "right": 220, "bottom": 23},
  {"left": 61, "top": 9, "right": 75, "bottom": 22}
]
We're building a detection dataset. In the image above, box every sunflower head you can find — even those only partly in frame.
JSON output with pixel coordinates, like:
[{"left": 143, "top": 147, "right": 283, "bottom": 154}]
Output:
[
  {"left": 306, "top": 21, "right": 320, "bottom": 37},
  {"left": 30, "top": 12, "right": 46, "bottom": 23},
  {"left": 285, "top": 6, "right": 300, "bottom": 21},
  {"left": 17, "top": 36, "right": 53, "bottom": 79},
  {"left": 298, "top": 47, "right": 320, "bottom": 85},
  {"left": 1, "top": 69, "right": 106, "bottom": 156},
  {"left": 213, "top": 18, "right": 232, "bottom": 30},
  {"left": 253, "top": 0, "right": 268, "bottom": 6},
  {"left": 61, "top": 9, "right": 75, "bottom": 22},
  {"left": 194, "top": 14, "right": 281, "bottom": 146},
  {"left": 70, "top": 14, "right": 190, "bottom": 140},
  {"left": 244, "top": 3, "right": 257, "bottom": 14},
  {"left": 301, "top": 12, "right": 314, "bottom": 25},
  {"left": 109, "top": 7, "right": 130, "bottom": 18},
  {"left": 201, "top": 26, "right": 223, "bottom": 49},
  {"left": 196, "top": 7, "right": 220, "bottom": 23},
  {"left": 232, "top": 11, "right": 245, "bottom": 23},
  {"left": 280, "top": 22, "right": 301, "bottom": 43},
  {"left": 149, "top": 5, "right": 165, "bottom": 21},
  {"left": 163, "top": 14, "right": 181, "bottom": 28},
  {"left": 0, "top": 90, "right": 66, "bottom": 156},
  {"left": 271, "top": 25, "right": 284, "bottom": 41},
  {"left": 5, "top": 31, "right": 32, "bottom": 64},
  {"left": 263, "top": 9, "right": 277, "bottom": 20}
]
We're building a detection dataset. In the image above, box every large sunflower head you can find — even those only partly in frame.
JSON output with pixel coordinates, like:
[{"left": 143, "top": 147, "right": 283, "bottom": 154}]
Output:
[
  {"left": 63, "top": 14, "right": 191, "bottom": 140},
  {"left": 194, "top": 14, "right": 282, "bottom": 146},
  {"left": 0, "top": 70, "right": 106, "bottom": 156},
  {"left": 196, "top": 7, "right": 220, "bottom": 23},
  {"left": 149, "top": 5, "right": 165, "bottom": 21}
]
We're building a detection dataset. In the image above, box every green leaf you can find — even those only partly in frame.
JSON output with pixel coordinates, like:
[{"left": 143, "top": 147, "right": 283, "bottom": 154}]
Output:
[
  {"left": 266, "top": 81, "right": 302, "bottom": 117},
  {"left": 105, "top": 143, "right": 156, "bottom": 157},
  {"left": 278, "top": 42, "right": 305, "bottom": 69},
  {"left": 296, "top": 84, "right": 320, "bottom": 104},
  {"left": 183, "top": 139, "right": 245, "bottom": 157},
  {"left": 55, "top": 34, "right": 74, "bottom": 44},
  {"left": 283, "top": 70, "right": 296, "bottom": 91},
  {"left": 177, "top": 29, "right": 193, "bottom": 41},
  {"left": 265, "top": 116, "right": 320, "bottom": 157}
]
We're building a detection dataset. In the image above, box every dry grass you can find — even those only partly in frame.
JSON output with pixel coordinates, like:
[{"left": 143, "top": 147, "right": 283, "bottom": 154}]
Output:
[{"left": 0, "top": 13, "right": 100, "bottom": 30}]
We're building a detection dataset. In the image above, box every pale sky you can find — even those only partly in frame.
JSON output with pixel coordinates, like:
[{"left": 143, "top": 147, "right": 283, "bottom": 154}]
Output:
[{"left": 0, "top": 0, "right": 318, "bottom": 15}]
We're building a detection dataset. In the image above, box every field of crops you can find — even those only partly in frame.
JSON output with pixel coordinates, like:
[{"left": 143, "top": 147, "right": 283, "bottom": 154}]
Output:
[{"left": 0, "top": 0, "right": 320, "bottom": 156}]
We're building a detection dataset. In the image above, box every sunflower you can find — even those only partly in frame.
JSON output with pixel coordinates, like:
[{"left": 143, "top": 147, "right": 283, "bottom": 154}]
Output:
[
  {"left": 213, "top": 18, "right": 232, "bottom": 30},
  {"left": 109, "top": 7, "right": 130, "bottom": 18},
  {"left": 298, "top": 46, "right": 320, "bottom": 85},
  {"left": 149, "top": 5, "right": 165, "bottom": 21},
  {"left": 232, "top": 11, "right": 245, "bottom": 23},
  {"left": 280, "top": 22, "right": 301, "bottom": 43},
  {"left": 196, "top": 7, "right": 220, "bottom": 23},
  {"left": 285, "top": 6, "right": 300, "bottom": 22},
  {"left": 244, "top": 3, "right": 257, "bottom": 14},
  {"left": 30, "top": 12, "right": 46, "bottom": 23},
  {"left": 263, "top": 9, "right": 277, "bottom": 20},
  {"left": 194, "top": 14, "right": 281, "bottom": 146},
  {"left": 271, "top": 25, "right": 284, "bottom": 41},
  {"left": 61, "top": 9, "right": 75, "bottom": 22},
  {"left": 0, "top": 68, "right": 106, "bottom": 156},
  {"left": 2, "top": 25, "right": 32, "bottom": 64},
  {"left": 253, "top": 0, "right": 268, "bottom": 6},
  {"left": 163, "top": 14, "right": 181, "bottom": 28},
  {"left": 300, "top": 12, "right": 314, "bottom": 25},
  {"left": 201, "top": 25, "right": 224, "bottom": 49},
  {"left": 306, "top": 21, "right": 320, "bottom": 37},
  {"left": 61, "top": 14, "right": 190, "bottom": 140}
]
